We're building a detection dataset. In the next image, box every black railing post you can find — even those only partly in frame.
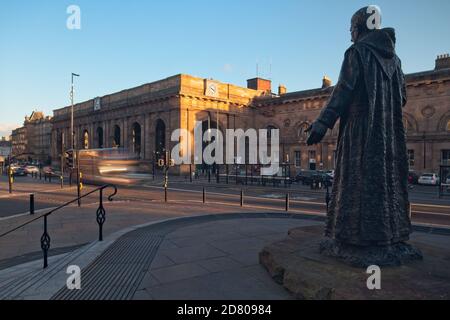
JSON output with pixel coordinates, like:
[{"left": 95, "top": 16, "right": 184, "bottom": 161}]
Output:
[
  {"left": 240, "top": 189, "right": 244, "bottom": 207},
  {"left": 285, "top": 193, "right": 290, "bottom": 212},
  {"left": 30, "top": 194, "right": 35, "bottom": 215},
  {"left": 96, "top": 188, "right": 106, "bottom": 241},
  {"left": 8, "top": 167, "right": 13, "bottom": 194},
  {"left": 226, "top": 164, "right": 229, "bottom": 184},
  {"left": 164, "top": 186, "right": 168, "bottom": 203},
  {"left": 77, "top": 171, "right": 81, "bottom": 207},
  {"left": 189, "top": 164, "right": 193, "bottom": 183},
  {"left": 245, "top": 164, "right": 248, "bottom": 185},
  {"left": 216, "top": 167, "right": 220, "bottom": 184},
  {"left": 203, "top": 187, "right": 206, "bottom": 204},
  {"left": 41, "top": 216, "right": 50, "bottom": 269}
]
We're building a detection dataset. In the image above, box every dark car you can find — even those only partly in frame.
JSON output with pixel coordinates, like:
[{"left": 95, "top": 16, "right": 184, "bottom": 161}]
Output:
[
  {"left": 311, "top": 172, "right": 333, "bottom": 188},
  {"left": 408, "top": 171, "right": 419, "bottom": 185},
  {"left": 294, "top": 170, "right": 318, "bottom": 185},
  {"left": 13, "top": 167, "right": 27, "bottom": 176}
]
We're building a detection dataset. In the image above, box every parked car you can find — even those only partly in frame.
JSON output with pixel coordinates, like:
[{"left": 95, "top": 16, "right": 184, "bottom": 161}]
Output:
[
  {"left": 311, "top": 172, "right": 333, "bottom": 187},
  {"left": 24, "top": 165, "right": 39, "bottom": 174},
  {"left": 408, "top": 171, "right": 419, "bottom": 185},
  {"left": 12, "top": 167, "right": 27, "bottom": 177},
  {"left": 326, "top": 170, "right": 335, "bottom": 179},
  {"left": 43, "top": 166, "right": 54, "bottom": 175},
  {"left": 418, "top": 173, "right": 440, "bottom": 186},
  {"left": 294, "top": 170, "right": 317, "bottom": 185}
]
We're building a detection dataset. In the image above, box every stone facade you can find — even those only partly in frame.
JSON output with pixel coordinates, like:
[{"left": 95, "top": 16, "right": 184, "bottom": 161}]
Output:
[
  {"left": 50, "top": 55, "right": 450, "bottom": 175},
  {"left": 11, "top": 111, "right": 52, "bottom": 164}
]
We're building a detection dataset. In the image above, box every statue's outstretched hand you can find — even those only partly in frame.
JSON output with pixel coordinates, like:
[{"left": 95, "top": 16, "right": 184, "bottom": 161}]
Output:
[{"left": 306, "top": 121, "right": 328, "bottom": 146}]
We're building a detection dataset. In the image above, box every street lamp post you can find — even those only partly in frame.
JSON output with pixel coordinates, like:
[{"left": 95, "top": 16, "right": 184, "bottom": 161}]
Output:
[{"left": 71, "top": 73, "right": 80, "bottom": 151}]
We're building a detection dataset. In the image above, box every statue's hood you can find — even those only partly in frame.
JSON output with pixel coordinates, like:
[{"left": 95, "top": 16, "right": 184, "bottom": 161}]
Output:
[
  {"left": 358, "top": 28, "right": 396, "bottom": 59},
  {"left": 355, "top": 28, "right": 399, "bottom": 78}
]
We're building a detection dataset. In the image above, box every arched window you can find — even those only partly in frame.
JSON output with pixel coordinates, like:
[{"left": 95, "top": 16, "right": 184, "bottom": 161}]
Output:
[
  {"left": 155, "top": 119, "right": 166, "bottom": 158},
  {"left": 97, "top": 127, "right": 104, "bottom": 149},
  {"left": 113, "top": 125, "right": 121, "bottom": 148},
  {"left": 132, "top": 122, "right": 142, "bottom": 157},
  {"left": 82, "top": 130, "right": 89, "bottom": 149}
]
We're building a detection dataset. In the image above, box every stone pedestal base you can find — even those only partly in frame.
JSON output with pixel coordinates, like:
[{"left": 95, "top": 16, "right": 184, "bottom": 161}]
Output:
[
  {"left": 259, "top": 226, "right": 450, "bottom": 300},
  {"left": 319, "top": 239, "right": 423, "bottom": 268}
]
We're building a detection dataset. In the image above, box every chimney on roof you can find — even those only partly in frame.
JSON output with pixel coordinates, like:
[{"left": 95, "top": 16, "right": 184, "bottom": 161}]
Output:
[
  {"left": 435, "top": 53, "right": 450, "bottom": 70},
  {"left": 322, "top": 76, "right": 332, "bottom": 89},
  {"left": 278, "top": 84, "right": 287, "bottom": 95},
  {"left": 247, "top": 77, "right": 272, "bottom": 93}
]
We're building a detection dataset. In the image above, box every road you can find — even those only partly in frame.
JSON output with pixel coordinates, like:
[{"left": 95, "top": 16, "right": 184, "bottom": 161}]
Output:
[{"left": 1, "top": 175, "right": 449, "bottom": 228}]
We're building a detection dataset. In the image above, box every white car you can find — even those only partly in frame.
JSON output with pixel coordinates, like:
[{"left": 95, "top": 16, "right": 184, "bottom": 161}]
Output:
[
  {"left": 418, "top": 173, "right": 440, "bottom": 186},
  {"left": 24, "top": 165, "right": 39, "bottom": 174},
  {"left": 326, "top": 170, "right": 335, "bottom": 179}
]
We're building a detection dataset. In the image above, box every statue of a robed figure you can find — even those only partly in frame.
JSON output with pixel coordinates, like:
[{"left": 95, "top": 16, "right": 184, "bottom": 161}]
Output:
[{"left": 306, "top": 6, "right": 423, "bottom": 267}]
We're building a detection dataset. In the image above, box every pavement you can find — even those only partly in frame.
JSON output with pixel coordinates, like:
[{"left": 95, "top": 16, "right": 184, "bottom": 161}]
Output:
[
  {"left": 0, "top": 210, "right": 449, "bottom": 300},
  {"left": 1, "top": 176, "right": 450, "bottom": 300}
]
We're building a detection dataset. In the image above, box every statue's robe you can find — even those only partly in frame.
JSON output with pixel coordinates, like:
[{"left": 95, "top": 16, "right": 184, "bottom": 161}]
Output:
[{"left": 318, "top": 28, "right": 411, "bottom": 246}]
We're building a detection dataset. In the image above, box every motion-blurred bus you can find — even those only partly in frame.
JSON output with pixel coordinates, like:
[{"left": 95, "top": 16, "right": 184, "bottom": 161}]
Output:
[{"left": 75, "top": 148, "right": 151, "bottom": 185}]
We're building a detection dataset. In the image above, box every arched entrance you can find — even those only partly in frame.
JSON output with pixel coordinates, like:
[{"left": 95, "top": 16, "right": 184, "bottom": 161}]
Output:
[
  {"left": 155, "top": 119, "right": 166, "bottom": 160},
  {"left": 82, "top": 130, "right": 89, "bottom": 149},
  {"left": 132, "top": 122, "right": 142, "bottom": 158},
  {"left": 113, "top": 125, "right": 121, "bottom": 148},
  {"left": 97, "top": 127, "right": 104, "bottom": 149}
]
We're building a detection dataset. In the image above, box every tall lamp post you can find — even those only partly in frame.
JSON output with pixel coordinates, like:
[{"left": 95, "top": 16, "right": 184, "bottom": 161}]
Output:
[{"left": 71, "top": 73, "right": 80, "bottom": 150}]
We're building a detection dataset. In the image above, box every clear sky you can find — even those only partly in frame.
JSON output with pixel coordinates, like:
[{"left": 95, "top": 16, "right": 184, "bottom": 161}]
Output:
[{"left": 1, "top": 0, "right": 449, "bottom": 137}]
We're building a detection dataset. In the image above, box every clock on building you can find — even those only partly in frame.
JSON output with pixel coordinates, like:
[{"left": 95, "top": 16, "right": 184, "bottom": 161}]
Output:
[{"left": 205, "top": 80, "right": 219, "bottom": 98}]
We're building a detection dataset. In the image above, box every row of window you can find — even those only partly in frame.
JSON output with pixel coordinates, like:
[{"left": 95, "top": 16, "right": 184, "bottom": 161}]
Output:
[
  {"left": 408, "top": 149, "right": 450, "bottom": 167},
  {"left": 404, "top": 118, "right": 450, "bottom": 133}
]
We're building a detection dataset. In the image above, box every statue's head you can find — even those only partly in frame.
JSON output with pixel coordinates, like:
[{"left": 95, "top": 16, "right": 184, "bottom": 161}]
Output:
[{"left": 351, "top": 5, "right": 382, "bottom": 43}]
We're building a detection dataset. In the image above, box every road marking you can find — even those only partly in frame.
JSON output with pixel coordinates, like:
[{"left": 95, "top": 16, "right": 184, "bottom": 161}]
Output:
[
  {"left": 0, "top": 187, "right": 77, "bottom": 199},
  {"left": 412, "top": 210, "right": 450, "bottom": 217}
]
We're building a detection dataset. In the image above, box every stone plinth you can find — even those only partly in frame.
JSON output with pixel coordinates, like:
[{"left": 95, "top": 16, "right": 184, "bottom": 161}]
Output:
[{"left": 259, "top": 226, "right": 450, "bottom": 300}]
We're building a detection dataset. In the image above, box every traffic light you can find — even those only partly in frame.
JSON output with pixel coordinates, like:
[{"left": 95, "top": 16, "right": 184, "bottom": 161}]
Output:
[{"left": 65, "top": 150, "right": 74, "bottom": 169}]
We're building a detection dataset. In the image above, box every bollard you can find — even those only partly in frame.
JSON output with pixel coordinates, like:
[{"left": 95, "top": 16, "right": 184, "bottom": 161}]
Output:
[
  {"left": 39, "top": 170, "right": 42, "bottom": 180},
  {"left": 30, "top": 194, "right": 35, "bottom": 215},
  {"left": 226, "top": 165, "right": 229, "bottom": 184},
  {"left": 164, "top": 186, "right": 168, "bottom": 203},
  {"left": 8, "top": 168, "right": 13, "bottom": 194},
  {"left": 189, "top": 164, "right": 193, "bottom": 183},
  {"left": 285, "top": 193, "right": 290, "bottom": 212},
  {"left": 240, "top": 189, "right": 244, "bottom": 207},
  {"left": 60, "top": 175, "right": 64, "bottom": 189},
  {"left": 202, "top": 187, "right": 206, "bottom": 204}
]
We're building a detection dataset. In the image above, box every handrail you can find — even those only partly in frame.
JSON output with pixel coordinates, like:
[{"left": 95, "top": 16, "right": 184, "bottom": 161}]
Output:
[{"left": 0, "top": 184, "right": 117, "bottom": 268}]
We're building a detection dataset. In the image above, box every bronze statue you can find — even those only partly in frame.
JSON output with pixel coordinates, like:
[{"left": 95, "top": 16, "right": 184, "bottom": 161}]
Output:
[{"left": 307, "top": 6, "right": 423, "bottom": 267}]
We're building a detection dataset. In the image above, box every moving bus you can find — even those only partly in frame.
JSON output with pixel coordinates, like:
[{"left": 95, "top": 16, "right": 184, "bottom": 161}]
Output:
[{"left": 75, "top": 148, "right": 150, "bottom": 185}]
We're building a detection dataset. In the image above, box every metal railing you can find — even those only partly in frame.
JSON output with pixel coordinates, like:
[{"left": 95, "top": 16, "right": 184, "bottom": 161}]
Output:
[{"left": 0, "top": 184, "right": 117, "bottom": 269}]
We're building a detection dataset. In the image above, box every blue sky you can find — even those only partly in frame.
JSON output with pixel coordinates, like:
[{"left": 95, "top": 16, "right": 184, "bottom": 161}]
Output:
[{"left": 1, "top": 0, "right": 449, "bottom": 136}]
